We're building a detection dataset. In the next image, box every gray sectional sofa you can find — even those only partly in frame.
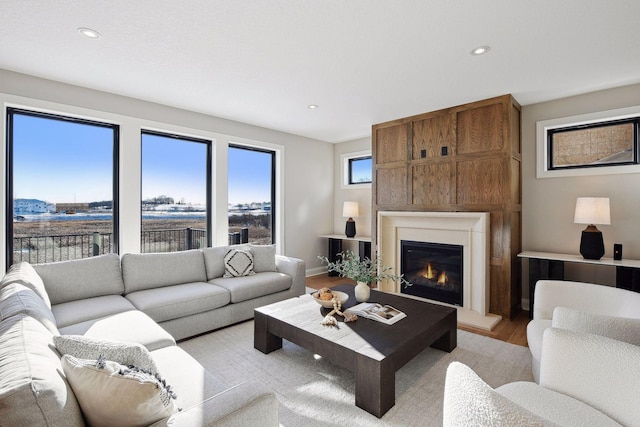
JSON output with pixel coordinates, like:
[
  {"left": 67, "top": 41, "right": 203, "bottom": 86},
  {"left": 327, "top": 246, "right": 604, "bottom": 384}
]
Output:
[{"left": 0, "top": 245, "right": 306, "bottom": 426}]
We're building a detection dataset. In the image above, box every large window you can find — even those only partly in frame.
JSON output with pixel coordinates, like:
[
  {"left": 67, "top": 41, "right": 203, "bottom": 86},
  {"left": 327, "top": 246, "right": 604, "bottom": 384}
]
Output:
[
  {"left": 6, "top": 108, "right": 118, "bottom": 266},
  {"left": 228, "top": 145, "right": 275, "bottom": 244},
  {"left": 141, "top": 131, "right": 211, "bottom": 252}
]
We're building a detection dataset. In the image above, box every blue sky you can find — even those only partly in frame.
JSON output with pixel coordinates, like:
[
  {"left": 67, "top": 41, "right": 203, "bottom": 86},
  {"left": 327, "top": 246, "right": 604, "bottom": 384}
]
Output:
[{"left": 12, "top": 113, "right": 272, "bottom": 206}]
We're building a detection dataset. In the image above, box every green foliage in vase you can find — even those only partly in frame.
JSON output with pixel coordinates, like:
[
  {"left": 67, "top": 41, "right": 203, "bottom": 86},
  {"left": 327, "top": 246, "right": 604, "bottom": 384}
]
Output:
[{"left": 319, "top": 250, "right": 411, "bottom": 288}]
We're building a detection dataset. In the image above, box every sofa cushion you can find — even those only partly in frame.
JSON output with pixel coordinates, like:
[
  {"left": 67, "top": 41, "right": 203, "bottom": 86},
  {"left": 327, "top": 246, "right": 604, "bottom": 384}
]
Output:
[
  {"left": 126, "top": 282, "right": 231, "bottom": 323},
  {"left": 443, "top": 362, "right": 555, "bottom": 427},
  {"left": 52, "top": 294, "right": 136, "bottom": 329},
  {"left": 552, "top": 306, "right": 640, "bottom": 346},
  {"left": 55, "top": 335, "right": 158, "bottom": 374},
  {"left": 202, "top": 244, "right": 249, "bottom": 280},
  {"left": 0, "top": 282, "right": 58, "bottom": 334},
  {"left": 250, "top": 244, "right": 277, "bottom": 273},
  {"left": 62, "top": 354, "right": 177, "bottom": 427},
  {"left": 0, "top": 314, "right": 84, "bottom": 427},
  {"left": 202, "top": 246, "right": 228, "bottom": 279},
  {"left": 497, "top": 381, "right": 621, "bottom": 427},
  {"left": 209, "top": 272, "right": 292, "bottom": 303},
  {"left": 33, "top": 253, "right": 124, "bottom": 305},
  {"left": 0, "top": 261, "right": 51, "bottom": 307},
  {"left": 81, "top": 310, "right": 176, "bottom": 351},
  {"left": 122, "top": 250, "right": 207, "bottom": 293},
  {"left": 151, "top": 345, "right": 228, "bottom": 410},
  {"left": 223, "top": 248, "right": 255, "bottom": 278},
  {"left": 540, "top": 328, "right": 640, "bottom": 427}
]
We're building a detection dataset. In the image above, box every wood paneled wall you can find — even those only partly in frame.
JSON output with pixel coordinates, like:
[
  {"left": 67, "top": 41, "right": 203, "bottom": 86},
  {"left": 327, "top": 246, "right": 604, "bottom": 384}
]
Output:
[{"left": 372, "top": 95, "right": 522, "bottom": 318}]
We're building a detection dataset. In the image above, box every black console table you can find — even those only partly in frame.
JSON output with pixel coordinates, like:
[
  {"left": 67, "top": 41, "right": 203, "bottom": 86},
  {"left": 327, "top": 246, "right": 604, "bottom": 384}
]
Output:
[
  {"left": 319, "top": 234, "right": 372, "bottom": 277},
  {"left": 519, "top": 251, "right": 640, "bottom": 318}
]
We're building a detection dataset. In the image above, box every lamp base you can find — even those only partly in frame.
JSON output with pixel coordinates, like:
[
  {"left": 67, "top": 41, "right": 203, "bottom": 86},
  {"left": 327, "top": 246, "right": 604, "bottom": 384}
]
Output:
[
  {"left": 345, "top": 219, "right": 356, "bottom": 238},
  {"left": 579, "top": 225, "right": 605, "bottom": 260}
]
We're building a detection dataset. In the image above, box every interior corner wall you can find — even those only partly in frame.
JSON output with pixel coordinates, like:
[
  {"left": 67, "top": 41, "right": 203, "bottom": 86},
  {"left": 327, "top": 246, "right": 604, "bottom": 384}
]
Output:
[
  {"left": 332, "top": 137, "right": 372, "bottom": 255},
  {"left": 0, "top": 69, "right": 334, "bottom": 275},
  {"left": 521, "top": 82, "right": 640, "bottom": 303}
]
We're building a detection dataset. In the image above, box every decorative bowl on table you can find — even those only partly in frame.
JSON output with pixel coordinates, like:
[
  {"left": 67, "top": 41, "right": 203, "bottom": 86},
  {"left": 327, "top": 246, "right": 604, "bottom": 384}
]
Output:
[{"left": 312, "top": 289, "right": 349, "bottom": 308}]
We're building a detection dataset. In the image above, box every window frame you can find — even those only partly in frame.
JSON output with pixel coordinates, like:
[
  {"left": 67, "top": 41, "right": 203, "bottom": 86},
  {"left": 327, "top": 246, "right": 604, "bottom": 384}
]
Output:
[
  {"left": 341, "top": 150, "right": 372, "bottom": 189},
  {"left": 537, "top": 105, "right": 640, "bottom": 178},
  {"left": 140, "top": 129, "right": 213, "bottom": 251},
  {"left": 5, "top": 107, "right": 120, "bottom": 267},
  {"left": 228, "top": 143, "right": 276, "bottom": 244}
]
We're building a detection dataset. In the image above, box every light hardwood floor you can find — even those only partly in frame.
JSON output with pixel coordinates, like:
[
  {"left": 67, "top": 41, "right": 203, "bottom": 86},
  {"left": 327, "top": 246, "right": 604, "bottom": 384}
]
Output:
[{"left": 306, "top": 274, "right": 529, "bottom": 347}]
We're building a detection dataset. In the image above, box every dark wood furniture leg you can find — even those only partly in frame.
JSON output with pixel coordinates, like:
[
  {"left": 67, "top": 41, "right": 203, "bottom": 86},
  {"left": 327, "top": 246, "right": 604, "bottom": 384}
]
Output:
[
  {"left": 327, "top": 238, "right": 343, "bottom": 277},
  {"left": 358, "top": 241, "right": 371, "bottom": 261},
  {"left": 355, "top": 355, "right": 394, "bottom": 418},
  {"left": 254, "top": 311, "right": 282, "bottom": 353},
  {"left": 430, "top": 316, "right": 458, "bottom": 352},
  {"left": 528, "top": 258, "right": 564, "bottom": 318}
]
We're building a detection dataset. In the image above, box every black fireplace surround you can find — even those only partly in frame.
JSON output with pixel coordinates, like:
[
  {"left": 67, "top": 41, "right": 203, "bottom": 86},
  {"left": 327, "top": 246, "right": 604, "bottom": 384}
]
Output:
[{"left": 400, "top": 240, "right": 463, "bottom": 306}]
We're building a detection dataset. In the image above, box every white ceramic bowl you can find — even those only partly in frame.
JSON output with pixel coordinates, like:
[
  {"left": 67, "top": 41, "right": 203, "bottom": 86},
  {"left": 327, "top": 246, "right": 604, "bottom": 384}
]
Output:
[{"left": 312, "top": 290, "right": 349, "bottom": 308}]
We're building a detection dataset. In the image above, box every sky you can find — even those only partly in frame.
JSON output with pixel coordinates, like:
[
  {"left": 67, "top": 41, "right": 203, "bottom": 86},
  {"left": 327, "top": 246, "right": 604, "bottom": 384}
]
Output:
[{"left": 12, "top": 112, "right": 272, "bottom": 206}]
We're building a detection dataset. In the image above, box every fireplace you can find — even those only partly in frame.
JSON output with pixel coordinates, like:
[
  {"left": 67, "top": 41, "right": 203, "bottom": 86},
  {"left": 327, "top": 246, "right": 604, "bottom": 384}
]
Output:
[
  {"left": 400, "top": 240, "right": 463, "bottom": 306},
  {"left": 377, "top": 211, "right": 501, "bottom": 331}
]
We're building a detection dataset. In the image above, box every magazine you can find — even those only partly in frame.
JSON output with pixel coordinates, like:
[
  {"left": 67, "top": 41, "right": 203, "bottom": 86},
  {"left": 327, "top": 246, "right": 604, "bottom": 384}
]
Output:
[{"left": 344, "top": 302, "right": 406, "bottom": 325}]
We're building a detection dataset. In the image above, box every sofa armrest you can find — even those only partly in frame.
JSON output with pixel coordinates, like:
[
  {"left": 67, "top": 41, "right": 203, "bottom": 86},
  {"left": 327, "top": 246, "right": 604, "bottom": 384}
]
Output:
[
  {"left": 533, "top": 280, "right": 638, "bottom": 320},
  {"left": 275, "top": 255, "right": 306, "bottom": 296},
  {"left": 150, "top": 381, "right": 278, "bottom": 427},
  {"left": 540, "top": 328, "right": 640, "bottom": 427}
]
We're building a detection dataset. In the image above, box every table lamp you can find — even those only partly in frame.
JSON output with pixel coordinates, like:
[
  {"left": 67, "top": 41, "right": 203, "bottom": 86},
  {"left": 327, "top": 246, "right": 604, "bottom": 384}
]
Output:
[
  {"left": 343, "top": 201, "right": 359, "bottom": 238},
  {"left": 574, "top": 197, "right": 610, "bottom": 260}
]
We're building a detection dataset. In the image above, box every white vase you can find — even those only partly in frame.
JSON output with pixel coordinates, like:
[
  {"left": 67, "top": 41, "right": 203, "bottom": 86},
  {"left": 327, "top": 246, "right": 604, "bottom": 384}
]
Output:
[{"left": 355, "top": 281, "right": 370, "bottom": 302}]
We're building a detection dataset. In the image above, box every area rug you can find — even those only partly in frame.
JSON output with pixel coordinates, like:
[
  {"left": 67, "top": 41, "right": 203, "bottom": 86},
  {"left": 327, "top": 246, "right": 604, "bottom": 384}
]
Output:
[{"left": 179, "top": 320, "right": 533, "bottom": 427}]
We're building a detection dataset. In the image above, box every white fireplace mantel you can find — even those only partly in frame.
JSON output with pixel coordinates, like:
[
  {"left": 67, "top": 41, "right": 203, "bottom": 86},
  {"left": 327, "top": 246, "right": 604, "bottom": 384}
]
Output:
[{"left": 377, "top": 211, "right": 501, "bottom": 330}]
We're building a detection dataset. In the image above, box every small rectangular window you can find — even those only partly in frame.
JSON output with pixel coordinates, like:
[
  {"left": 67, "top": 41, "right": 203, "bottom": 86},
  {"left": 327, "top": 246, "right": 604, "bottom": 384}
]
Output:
[
  {"left": 348, "top": 156, "right": 372, "bottom": 184},
  {"left": 548, "top": 118, "right": 639, "bottom": 171}
]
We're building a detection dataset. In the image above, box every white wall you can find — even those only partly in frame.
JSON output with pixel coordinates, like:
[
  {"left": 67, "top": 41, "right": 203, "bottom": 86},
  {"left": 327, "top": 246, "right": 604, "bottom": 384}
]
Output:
[
  {"left": 0, "top": 69, "right": 334, "bottom": 274},
  {"left": 521, "top": 82, "right": 640, "bottom": 300},
  {"left": 331, "top": 136, "right": 372, "bottom": 252}
]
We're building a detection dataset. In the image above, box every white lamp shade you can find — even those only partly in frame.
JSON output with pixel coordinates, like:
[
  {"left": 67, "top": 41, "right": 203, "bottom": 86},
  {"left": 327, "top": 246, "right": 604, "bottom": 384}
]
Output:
[
  {"left": 574, "top": 197, "right": 610, "bottom": 225},
  {"left": 342, "top": 201, "right": 359, "bottom": 218}
]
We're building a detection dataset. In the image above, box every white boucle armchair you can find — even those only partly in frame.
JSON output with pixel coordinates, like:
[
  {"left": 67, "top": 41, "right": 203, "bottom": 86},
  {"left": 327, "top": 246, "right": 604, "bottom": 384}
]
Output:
[
  {"left": 444, "top": 328, "right": 640, "bottom": 427},
  {"left": 527, "top": 279, "right": 640, "bottom": 382}
]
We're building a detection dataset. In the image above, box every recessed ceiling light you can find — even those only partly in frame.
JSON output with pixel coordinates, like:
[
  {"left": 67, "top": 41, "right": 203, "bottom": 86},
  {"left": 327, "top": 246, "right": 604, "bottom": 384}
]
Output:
[
  {"left": 308, "top": 104, "right": 319, "bottom": 109},
  {"left": 471, "top": 46, "right": 490, "bottom": 56},
  {"left": 77, "top": 27, "right": 101, "bottom": 39}
]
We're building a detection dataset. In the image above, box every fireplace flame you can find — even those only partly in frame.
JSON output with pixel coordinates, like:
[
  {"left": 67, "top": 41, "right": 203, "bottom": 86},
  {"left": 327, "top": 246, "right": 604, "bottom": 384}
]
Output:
[
  {"left": 437, "top": 271, "right": 448, "bottom": 285},
  {"left": 421, "top": 263, "right": 436, "bottom": 280}
]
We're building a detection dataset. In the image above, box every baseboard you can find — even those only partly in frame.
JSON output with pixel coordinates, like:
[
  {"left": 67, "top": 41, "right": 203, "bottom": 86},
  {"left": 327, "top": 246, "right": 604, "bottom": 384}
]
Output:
[{"left": 306, "top": 267, "right": 327, "bottom": 277}]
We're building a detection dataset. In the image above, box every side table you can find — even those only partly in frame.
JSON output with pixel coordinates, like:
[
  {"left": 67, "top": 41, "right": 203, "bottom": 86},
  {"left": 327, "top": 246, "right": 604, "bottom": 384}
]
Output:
[
  {"left": 519, "top": 251, "right": 640, "bottom": 318},
  {"left": 319, "top": 234, "right": 372, "bottom": 276}
]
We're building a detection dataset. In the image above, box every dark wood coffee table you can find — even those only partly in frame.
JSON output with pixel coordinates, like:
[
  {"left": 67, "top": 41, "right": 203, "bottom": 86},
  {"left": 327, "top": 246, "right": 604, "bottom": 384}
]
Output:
[{"left": 254, "top": 284, "right": 457, "bottom": 417}]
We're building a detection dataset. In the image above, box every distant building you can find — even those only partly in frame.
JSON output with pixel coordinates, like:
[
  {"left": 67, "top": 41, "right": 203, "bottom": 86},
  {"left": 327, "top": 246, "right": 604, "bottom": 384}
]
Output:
[
  {"left": 13, "top": 198, "right": 55, "bottom": 214},
  {"left": 56, "top": 202, "right": 89, "bottom": 213}
]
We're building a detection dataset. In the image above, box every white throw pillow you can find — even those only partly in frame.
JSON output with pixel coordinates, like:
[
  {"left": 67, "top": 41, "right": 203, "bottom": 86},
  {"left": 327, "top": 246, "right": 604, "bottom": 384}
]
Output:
[
  {"left": 552, "top": 306, "right": 640, "bottom": 346},
  {"left": 250, "top": 244, "right": 277, "bottom": 273},
  {"left": 443, "top": 362, "right": 554, "bottom": 427},
  {"left": 62, "top": 355, "right": 177, "bottom": 427},
  {"left": 223, "top": 249, "right": 255, "bottom": 278},
  {"left": 54, "top": 335, "right": 158, "bottom": 374}
]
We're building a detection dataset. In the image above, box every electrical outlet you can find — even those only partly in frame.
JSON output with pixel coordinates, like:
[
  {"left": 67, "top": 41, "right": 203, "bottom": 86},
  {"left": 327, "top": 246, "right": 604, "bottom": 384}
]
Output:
[
  {"left": 420, "top": 149, "right": 427, "bottom": 158},
  {"left": 441, "top": 146, "right": 448, "bottom": 156}
]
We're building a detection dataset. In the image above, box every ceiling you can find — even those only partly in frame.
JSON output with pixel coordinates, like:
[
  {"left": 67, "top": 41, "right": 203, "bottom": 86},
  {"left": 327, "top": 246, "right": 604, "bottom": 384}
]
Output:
[{"left": 1, "top": 1, "right": 639, "bottom": 143}]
